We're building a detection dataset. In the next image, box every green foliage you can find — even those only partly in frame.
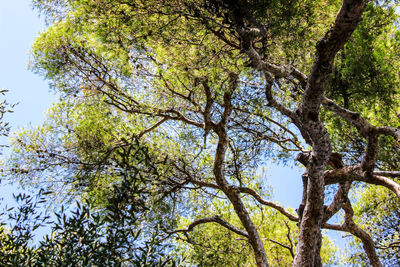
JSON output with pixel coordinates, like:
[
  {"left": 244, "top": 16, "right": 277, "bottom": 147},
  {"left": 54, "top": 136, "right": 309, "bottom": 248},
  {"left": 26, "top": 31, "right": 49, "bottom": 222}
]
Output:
[
  {"left": 4, "top": 0, "right": 400, "bottom": 265},
  {"left": 0, "top": 190, "right": 177, "bottom": 266},
  {"left": 327, "top": 4, "right": 400, "bottom": 116},
  {"left": 9, "top": 98, "right": 163, "bottom": 201},
  {"left": 325, "top": 3, "right": 400, "bottom": 162},
  {"left": 0, "top": 89, "right": 16, "bottom": 151}
]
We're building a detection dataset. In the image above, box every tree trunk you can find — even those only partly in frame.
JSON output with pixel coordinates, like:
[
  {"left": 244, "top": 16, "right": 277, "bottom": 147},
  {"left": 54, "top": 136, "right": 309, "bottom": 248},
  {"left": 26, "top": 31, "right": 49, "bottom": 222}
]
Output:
[{"left": 293, "top": 121, "right": 331, "bottom": 266}]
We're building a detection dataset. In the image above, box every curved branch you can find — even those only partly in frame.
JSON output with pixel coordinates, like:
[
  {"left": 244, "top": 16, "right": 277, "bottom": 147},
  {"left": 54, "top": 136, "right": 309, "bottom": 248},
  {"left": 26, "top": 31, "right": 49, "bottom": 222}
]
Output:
[
  {"left": 232, "top": 106, "right": 306, "bottom": 151},
  {"left": 237, "top": 186, "right": 298, "bottom": 222},
  {"left": 322, "top": 96, "right": 400, "bottom": 173},
  {"left": 323, "top": 181, "right": 352, "bottom": 222},
  {"left": 376, "top": 240, "right": 400, "bottom": 250},
  {"left": 376, "top": 126, "right": 400, "bottom": 141},
  {"left": 128, "top": 106, "right": 204, "bottom": 129},
  {"left": 266, "top": 238, "right": 294, "bottom": 258},
  {"left": 323, "top": 199, "right": 383, "bottom": 267},
  {"left": 237, "top": 27, "right": 307, "bottom": 85},
  {"left": 137, "top": 118, "right": 168, "bottom": 139},
  {"left": 263, "top": 72, "right": 298, "bottom": 122},
  {"left": 323, "top": 167, "right": 400, "bottom": 199},
  {"left": 169, "top": 215, "right": 249, "bottom": 238},
  {"left": 172, "top": 162, "right": 221, "bottom": 190},
  {"left": 322, "top": 96, "right": 400, "bottom": 142},
  {"left": 341, "top": 200, "right": 383, "bottom": 267},
  {"left": 212, "top": 73, "right": 269, "bottom": 266},
  {"left": 360, "top": 133, "right": 379, "bottom": 173},
  {"left": 362, "top": 174, "right": 400, "bottom": 199}
]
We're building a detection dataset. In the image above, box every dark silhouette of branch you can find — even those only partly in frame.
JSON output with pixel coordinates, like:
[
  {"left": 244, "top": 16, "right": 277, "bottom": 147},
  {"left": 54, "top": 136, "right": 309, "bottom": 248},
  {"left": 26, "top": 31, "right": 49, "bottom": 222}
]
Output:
[{"left": 167, "top": 215, "right": 248, "bottom": 238}]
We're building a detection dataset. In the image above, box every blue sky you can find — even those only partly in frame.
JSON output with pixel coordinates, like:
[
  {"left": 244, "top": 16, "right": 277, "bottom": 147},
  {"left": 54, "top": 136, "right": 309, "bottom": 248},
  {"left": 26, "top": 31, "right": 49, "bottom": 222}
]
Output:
[
  {"left": 0, "top": 0, "right": 58, "bottom": 128},
  {"left": 0, "top": 0, "right": 58, "bottom": 206},
  {"left": 0, "top": 1, "right": 349, "bottom": 262}
]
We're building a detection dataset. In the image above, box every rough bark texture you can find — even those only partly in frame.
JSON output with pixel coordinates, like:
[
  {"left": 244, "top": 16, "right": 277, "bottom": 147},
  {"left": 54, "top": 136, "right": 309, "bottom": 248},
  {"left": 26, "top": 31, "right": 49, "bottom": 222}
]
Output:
[
  {"left": 235, "top": 0, "right": 369, "bottom": 262},
  {"left": 292, "top": 1, "right": 366, "bottom": 266}
]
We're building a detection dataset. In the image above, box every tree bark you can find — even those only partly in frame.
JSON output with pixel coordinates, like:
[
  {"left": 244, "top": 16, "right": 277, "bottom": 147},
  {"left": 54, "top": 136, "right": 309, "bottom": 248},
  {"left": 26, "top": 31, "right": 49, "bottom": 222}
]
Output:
[{"left": 293, "top": 1, "right": 366, "bottom": 265}]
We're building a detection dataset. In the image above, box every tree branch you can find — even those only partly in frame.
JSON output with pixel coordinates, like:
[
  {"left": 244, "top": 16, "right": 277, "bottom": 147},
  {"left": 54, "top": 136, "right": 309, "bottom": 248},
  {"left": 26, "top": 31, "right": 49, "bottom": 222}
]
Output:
[
  {"left": 362, "top": 174, "right": 400, "bottom": 199},
  {"left": 322, "top": 96, "right": 378, "bottom": 136},
  {"left": 137, "top": 118, "right": 168, "bottom": 139},
  {"left": 323, "top": 199, "right": 383, "bottom": 267},
  {"left": 266, "top": 238, "right": 294, "bottom": 258},
  {"left": 263, "top": 72, "right": 298, "bottom": 122},
  {"left": 169, "top": 215, "right": 249, "bottom": 238},
  {"left": 341, "top": 199, "right": 383, "bottom": 267},
  {"left": 373, "top": 171, "right": 400, "bottom": 178},
  {"left": 237, "top": 27, "right": 307, "bottom": 84},
  {"left": 323, "top": 167, "right": 400, "bottom": 199},
  {"left": 212, "top": 72, "right": 269, "bottom": 266},
  {"left": 237, "top": 186, "right": 298, "bottom": 222},
  {"left": 323, "top": 181, "right": 352, "bottom": 222},
  {"left": 300, "top": 0, "right": 366, "bottom": 117}
]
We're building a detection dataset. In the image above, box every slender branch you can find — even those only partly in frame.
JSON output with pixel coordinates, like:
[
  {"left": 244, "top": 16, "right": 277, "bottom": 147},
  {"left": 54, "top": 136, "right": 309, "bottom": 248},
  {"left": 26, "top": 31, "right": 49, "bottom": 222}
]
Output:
[
  {"left": 137, "top": 118, "right": 168, "bottom": 139},
  {"left": 360, "top": 133, "right": 379, "bottom": 173},
  {"left": 376, "top": 240, "right": 400, "bottom": 249},
  {"left": 323, "top": 167, "right": 400, "bottom": 199},
  {"left": 322, "top": 96, "right": 373, "bottom": 136},
  {"left": 237, "top": 187, "right": 298, "bottom": 222},
  {"left": 168, "top": 215, "right": 249, "bottom": 238},
  {"left": 232, "top": 106, "right": 306, "bottom": 151},
  {"left": 284, "top": 220, "right": 295, "bottom": 259},
  {"left": 266, "top": 238, "right": 294, "bottom": 258},
  {"left": 323, "top": 201, "right": 383, "bottom": 267},
  {"left": 172, "top": 162, "right": 221, "bottom": 190},
  {"left": 362, "top": 174, "right": 400, "bottom": 199},
  {"left": 322, "top": 95, "right": 400, "bottom": 174},
  {"left": 263, "top": 72, "right": 298, "bottom": 121},
  {"left": 129, "top": 107, "right": 204, "bottom": 128},
  {"left": 237, "top": 27, "right": 307, "bottom": 84},
  {"left": 237, "top": 123, "right": 305, "bottom": 152},
  {"left": 376, "top": 126, "right": 400, "bottom": 141},
  {"left": 202, "top": 79, "right": 218, "bottom": 134},
  {"left": 212, "top": 72, "right": 269, "bottom": 266}
]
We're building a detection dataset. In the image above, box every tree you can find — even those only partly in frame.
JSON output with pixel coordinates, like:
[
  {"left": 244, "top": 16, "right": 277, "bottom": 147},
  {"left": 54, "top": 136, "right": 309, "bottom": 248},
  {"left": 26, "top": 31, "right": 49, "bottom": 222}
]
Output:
[
  {"left": 0, "top": 89, "right": 16, "bottom": 151},
  {"left": 5, "top": 0, "right": 400, "bottom": 266},
  {"left": 1, "top": 142, "right": 178, "bottom": 266},
  {"left": 0, "top": 191, "right": 177, "bottom": 266}
]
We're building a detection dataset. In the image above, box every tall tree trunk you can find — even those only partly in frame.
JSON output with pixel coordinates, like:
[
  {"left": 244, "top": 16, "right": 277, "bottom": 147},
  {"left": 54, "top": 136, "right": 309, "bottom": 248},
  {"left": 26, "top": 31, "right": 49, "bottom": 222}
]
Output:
[
  {"left": 292, "top": 168, "right": 326, "bottom": 266},
  {"left": 292, "top": 121, "right": 331, "bottom": 266}
]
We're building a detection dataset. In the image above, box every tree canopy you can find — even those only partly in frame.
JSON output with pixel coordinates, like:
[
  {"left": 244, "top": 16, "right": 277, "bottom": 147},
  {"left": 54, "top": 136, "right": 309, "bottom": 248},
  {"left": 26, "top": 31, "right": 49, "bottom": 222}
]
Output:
[{"left": 3, "top": 0, "right": 400, "bottom": 266}]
